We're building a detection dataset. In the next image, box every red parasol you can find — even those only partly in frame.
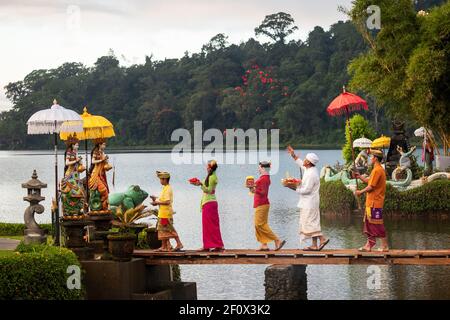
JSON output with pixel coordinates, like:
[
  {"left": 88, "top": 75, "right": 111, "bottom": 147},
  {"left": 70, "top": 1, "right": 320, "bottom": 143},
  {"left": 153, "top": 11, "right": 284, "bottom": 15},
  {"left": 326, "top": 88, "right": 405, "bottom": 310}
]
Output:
[
  {"left": 327, "top": 87, "right": 368, "bottom": 173},
  {"left": 327, "top": 90, "right": 368, "bottom": 116}
]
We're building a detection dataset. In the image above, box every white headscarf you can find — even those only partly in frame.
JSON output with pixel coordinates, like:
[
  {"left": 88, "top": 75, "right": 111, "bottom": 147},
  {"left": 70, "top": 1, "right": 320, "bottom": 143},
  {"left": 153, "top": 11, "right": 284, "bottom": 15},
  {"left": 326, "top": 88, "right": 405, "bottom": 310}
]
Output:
[{"left": 305, "top": 153, "right": 319, "bottom": 165}]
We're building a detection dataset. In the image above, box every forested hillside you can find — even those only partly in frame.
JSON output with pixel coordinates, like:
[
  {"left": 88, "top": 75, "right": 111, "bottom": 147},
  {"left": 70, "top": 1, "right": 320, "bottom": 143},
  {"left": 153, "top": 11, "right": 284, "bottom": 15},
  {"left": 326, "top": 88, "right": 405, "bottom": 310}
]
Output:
[{"left": 1, "top": 0, "right": 445, "bottom": 149}]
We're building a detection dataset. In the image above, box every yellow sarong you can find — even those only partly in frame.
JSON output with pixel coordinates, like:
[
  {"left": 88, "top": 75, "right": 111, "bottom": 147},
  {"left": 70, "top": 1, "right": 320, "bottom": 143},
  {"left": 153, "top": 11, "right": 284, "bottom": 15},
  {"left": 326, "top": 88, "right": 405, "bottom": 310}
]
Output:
[{"left": 254, "top": 204, "right": 278, "bottom": 244}]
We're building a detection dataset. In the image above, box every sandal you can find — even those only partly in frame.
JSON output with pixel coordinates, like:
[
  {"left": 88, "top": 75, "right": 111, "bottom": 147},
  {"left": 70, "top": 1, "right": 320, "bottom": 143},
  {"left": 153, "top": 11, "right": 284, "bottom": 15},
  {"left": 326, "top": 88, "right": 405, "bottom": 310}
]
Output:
[
  {"left": 358, "top": 246, "right": 371, "bottom": 252},
  {"left": 303, "top": 246, "right": 319, "bottom": 251},
  {"left": 257, "top": 247, "right": 270, "bottom": 251},
  {"left": 318, "top": 239, "right": 330, "bottom": 251},
  {"left": 376, "top": 247, "right": 389, "bottom": 252},
  {"left": 275, "top": 240, "right": 286, "bottom": 251}
]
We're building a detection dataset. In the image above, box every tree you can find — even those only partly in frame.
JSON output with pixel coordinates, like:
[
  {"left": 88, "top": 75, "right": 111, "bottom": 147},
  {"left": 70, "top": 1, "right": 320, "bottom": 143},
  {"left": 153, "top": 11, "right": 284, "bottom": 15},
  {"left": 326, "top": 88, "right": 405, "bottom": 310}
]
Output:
[
  {"left": 348, "top": 0, "right": 450, "bottom": 155},
  {"left": 202, "top": 33, "right": 229, "bottom": 55},
  {"left": 342, "top": 114, "right": 376, "bottom": 164},
  {"left": 0, "top": 13, "right": 371, "bottom": 150},
  {"left": 406, "top": 1, "right": 450, "bottom": 155},
  {"left": 347, "top": 0, "right": 420, "bottom": 119},
  {"left": 254, "top": 12, "right": 298, "bottom": 44}
]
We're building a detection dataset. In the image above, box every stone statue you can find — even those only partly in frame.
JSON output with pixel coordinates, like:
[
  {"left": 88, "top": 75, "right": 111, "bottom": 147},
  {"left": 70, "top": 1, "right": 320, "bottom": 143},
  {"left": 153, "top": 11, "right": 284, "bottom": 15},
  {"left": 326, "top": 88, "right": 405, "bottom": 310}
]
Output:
[
  {"left": 22, "top": 170, "right": 48, "bottom": 244},
  {"left": 386, "top": 146, "right": 416, "bottom": 190},
  {"left": 88, "top": 138, "right": 112, "bottom": 213},
  {"left": 355, "top": 149, "right": 369, "bottom": 173},
  {"left": 320, "top": 166, "right": 357, "bottom": 185},
  {"left": 60, "top": 134, "right": 86, "bottom": 218},
  {"left": 397, "top": 145, "right": 416, "bottom": 170},
  {"left": 386, "top": 120, "right": 410, "bottom": 176}
]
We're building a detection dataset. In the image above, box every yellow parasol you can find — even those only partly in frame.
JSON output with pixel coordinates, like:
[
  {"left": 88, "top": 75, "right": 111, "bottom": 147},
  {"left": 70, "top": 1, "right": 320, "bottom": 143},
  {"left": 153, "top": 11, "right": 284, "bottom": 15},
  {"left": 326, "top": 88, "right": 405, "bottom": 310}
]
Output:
[
  {"left": 371, "top": 135, "right": 391, "bottom": 149},
  {"left": 60, "top": 107, "right": 115, "bottom": 140}
]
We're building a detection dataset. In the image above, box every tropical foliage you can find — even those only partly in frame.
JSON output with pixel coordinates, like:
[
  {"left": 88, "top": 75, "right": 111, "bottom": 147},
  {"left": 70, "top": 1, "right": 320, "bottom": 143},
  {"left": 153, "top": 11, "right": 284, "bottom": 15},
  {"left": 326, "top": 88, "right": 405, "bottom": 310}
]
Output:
[
  {"left": 347, "top": 0, "right": 450, "bottom": 155},
  {"left": 0, "top": 14, "right": 369, "bottom": 149}
]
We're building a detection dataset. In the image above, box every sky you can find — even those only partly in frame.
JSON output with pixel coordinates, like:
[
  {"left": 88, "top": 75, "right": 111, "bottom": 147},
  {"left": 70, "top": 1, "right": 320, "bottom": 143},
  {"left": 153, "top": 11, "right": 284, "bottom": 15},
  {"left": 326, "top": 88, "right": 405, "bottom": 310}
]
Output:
[{"left": 0, "top": 0, "right": 353, "bottom": 111}]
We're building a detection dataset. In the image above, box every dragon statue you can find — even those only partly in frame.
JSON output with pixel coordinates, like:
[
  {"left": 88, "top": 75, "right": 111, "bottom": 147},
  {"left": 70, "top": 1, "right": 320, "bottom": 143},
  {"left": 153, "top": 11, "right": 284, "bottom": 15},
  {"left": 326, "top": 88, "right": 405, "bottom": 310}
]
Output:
[{"left": 320, "top": 165, "right": 358, "bottom": 185}]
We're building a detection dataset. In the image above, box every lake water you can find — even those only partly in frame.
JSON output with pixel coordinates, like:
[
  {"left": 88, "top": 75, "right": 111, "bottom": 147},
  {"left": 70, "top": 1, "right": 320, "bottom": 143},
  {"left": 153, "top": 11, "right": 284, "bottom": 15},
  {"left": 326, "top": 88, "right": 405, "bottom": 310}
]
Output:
[{"left": 1, "top": 149, "right": 449, "bottom": 300}]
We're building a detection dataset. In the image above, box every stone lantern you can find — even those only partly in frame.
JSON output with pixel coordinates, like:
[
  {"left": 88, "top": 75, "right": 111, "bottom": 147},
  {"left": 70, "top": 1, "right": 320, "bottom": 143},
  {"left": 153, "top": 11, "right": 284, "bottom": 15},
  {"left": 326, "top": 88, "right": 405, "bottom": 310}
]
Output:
[{"left": 22, "top": 170, "right": 48, "bottom": 244}]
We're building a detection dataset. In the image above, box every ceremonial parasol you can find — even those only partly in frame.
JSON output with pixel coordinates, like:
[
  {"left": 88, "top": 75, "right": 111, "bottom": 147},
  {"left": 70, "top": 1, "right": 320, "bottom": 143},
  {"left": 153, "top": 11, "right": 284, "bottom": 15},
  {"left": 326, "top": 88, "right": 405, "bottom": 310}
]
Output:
[
  {"left": 371, "top": 135, "right": 391, "bottom": 160},
  {"left": 60, "top": 107, "right": 115, "bottom": 209},
  {"left": 327, "top": 86, "right": 368, "bottom": 167},
  {"left": 26, "top": 99, "right": 83, "bottom": 246},
  {"left": 353, "top": 137, "right": 372, "bottom": 148},
  {"left": 371, "top": 135, "right": 391, "bottom": 148}
]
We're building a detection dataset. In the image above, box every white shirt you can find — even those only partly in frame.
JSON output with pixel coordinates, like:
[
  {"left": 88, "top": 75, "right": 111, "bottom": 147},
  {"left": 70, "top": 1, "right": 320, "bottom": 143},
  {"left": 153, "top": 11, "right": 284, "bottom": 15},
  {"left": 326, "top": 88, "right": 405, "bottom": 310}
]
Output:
[{"left": 295, "top": 158, "right": 320, "bottom": 209}]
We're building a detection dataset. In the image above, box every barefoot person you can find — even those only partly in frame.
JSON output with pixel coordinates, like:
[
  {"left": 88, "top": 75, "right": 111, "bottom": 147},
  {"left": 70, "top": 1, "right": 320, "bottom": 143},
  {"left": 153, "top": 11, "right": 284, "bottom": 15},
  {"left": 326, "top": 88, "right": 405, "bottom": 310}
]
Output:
[
  {"left": 354, "top": 149, "right": 389, "bottom": 252},
  {"left": 193, "top": 160, "right": 225, "bottom": 252},
  {"left": 151, "top": 171, "right": 184, "bottom": 252},
  {"left": 248, "top": 161, "right": 286, "bottom": 251},
  {"left": 287, "top": 146, "right": 329, "bottom": 251}
]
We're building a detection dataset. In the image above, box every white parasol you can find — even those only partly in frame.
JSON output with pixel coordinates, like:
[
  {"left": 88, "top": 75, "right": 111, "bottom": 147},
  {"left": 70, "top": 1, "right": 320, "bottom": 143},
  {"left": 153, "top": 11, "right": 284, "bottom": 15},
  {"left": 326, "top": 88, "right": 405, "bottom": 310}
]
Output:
[
  {"left": 414, "top": 127, "right": 433, "bottom": 138},
  {"left": 353, "top": 137, "right": 373, "bottom": 148},
  {"left": 26, "top": 99, "right": 83, "bottom": 246}
]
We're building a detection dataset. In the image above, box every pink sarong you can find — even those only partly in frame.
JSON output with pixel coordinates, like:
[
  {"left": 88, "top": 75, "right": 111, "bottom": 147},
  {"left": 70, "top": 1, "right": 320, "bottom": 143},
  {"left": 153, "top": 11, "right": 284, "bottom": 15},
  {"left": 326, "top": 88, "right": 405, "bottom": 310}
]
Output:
[{"left": 202, "top": 201, "right": 224, "bottom": 249}]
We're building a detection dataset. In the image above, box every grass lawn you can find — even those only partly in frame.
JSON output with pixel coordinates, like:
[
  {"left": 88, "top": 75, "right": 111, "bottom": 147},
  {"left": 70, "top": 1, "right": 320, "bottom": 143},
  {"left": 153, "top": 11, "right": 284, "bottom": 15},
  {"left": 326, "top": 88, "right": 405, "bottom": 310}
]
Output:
[
  {"left": 0, "top": 250, "right": 15, "bottom": 257},
  {"left": 0, "top": 235, "right": 24, "bottom": 241}
]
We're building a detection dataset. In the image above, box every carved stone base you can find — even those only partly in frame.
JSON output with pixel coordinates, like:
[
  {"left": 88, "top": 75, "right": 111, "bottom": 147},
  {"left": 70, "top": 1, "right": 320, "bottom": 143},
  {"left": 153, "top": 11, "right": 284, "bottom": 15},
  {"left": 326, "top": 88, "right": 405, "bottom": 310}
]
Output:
[
  {"left": 87, "top": 213, "right": 113, "bottom": 231},
  {"left": 60, "top": 219, "right": 93, "bottom": 248},
  {"left": 24, "top": 230, "right": 47, "bottom": 245},
  {"left": 71, "top": 247, "right": 95, "bottom": 260}
]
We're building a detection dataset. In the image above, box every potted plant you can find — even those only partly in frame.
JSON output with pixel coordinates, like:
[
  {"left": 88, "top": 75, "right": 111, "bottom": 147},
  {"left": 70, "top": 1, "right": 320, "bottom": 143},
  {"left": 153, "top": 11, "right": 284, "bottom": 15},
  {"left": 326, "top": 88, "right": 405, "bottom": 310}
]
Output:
[{"left": 107, "top": 204, "right": 152, "bottom": 261}]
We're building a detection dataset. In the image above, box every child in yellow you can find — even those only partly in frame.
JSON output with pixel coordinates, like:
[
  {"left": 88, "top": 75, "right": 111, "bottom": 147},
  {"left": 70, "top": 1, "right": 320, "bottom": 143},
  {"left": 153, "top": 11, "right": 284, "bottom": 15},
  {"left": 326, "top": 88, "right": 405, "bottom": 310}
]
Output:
[{"left": 151, "top": 171, "right": 183, "bottom": 252}]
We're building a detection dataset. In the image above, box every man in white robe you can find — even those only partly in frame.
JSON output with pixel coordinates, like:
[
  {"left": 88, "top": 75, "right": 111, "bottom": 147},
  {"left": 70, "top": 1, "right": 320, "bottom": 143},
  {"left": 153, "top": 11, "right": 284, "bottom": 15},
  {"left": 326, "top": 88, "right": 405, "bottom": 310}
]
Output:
[{"left": 287, "top": 146, "right": 330, "bottom": 251}]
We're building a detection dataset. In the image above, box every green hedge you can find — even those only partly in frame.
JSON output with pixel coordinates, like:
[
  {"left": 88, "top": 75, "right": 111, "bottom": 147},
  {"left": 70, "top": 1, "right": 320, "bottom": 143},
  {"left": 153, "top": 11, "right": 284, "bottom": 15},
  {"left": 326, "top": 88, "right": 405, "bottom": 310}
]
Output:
[
  {"left": 320, "top": 180, "right": 356, "bottom": 213},
  {"left": 320, "top": 179, "right": 450, "bottom": 214},
  {"left": 0, "top": 243, "right": 84, "bottom": 300},
  {"left": 384, "top": 180, "right": 450, "bottom": 213},
  {"left": 0, "top": 223, "right": 52, "bottom": 236}
]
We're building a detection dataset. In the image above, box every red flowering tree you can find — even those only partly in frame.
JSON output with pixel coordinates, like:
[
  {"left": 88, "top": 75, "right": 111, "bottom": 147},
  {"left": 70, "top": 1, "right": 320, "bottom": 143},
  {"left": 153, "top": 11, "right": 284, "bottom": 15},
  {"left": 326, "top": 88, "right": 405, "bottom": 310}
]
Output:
[{"left": 222, "top": 64, "right": 289, "bottom": 128}]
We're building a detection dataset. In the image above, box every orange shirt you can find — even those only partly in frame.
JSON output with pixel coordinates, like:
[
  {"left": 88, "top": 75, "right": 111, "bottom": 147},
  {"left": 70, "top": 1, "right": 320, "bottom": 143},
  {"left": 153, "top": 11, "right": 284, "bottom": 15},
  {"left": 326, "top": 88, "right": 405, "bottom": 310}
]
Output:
[{"left": 366, "top": 163, "right": 386, "bottom": 208}]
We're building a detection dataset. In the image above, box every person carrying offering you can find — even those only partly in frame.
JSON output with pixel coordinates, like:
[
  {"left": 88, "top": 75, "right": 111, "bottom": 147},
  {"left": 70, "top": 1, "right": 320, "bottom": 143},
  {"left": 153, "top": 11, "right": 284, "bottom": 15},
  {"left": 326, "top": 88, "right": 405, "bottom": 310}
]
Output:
[
  {"left": 286, "top": 146, "right": 330, "bottom": 251},
  {"left": 151, "top": 171, "right": 184, "bottom": 252},
  {"left": 248, "top": 161, "right": 286, "bottom": 251},
  {"left": 191, "top": 160, "right": 225, "bottom": 252}
]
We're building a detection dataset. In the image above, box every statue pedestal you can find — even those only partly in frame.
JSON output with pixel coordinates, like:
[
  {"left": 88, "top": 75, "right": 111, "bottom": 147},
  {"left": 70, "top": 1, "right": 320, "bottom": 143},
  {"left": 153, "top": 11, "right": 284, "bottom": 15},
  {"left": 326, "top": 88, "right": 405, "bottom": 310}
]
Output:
[
  {"left": 61, "top": 219, "right": 94, "bottom": 260},
  {"left": 87, "top": 213, "right": 114, "bottom": 259},
  {"left": 87, "top": 212, "right": 113, "bottom": 231},
  {"left": 24, "top": 229, "right": 47, "bottom": 245}
]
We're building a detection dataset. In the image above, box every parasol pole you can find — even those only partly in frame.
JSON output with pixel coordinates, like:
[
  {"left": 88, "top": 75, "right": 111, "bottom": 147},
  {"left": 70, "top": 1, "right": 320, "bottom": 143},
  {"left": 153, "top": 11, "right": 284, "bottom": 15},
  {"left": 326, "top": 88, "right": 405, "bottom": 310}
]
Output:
[
  {"left": 53, "top": 122, "right": 60, "bottom": 246},
  {"left": 85, "top": 134, "right": 90, "bottom": 213}
]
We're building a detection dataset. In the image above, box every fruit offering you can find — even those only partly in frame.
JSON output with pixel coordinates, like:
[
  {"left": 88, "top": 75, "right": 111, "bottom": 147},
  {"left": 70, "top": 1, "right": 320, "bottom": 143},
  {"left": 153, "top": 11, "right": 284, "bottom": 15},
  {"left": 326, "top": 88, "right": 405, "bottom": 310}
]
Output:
[
  {"left": 245, "top": 176, "right": 255, "bottom": 188},
  {"left": 188, "top": 177, "right": 201, "bottom": 185},
  {"left": 281, "top": 177, "right": 301, "bottom": 187}
]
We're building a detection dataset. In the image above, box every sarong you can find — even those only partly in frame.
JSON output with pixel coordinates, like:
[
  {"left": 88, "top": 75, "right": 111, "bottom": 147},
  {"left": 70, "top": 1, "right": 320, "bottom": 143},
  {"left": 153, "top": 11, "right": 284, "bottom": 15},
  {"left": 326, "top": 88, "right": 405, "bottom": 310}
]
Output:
[
  {"left": 299, "top": 208, "right": 322, "bottom": 243},
  {"left": 254, "top": 204, "right": 278, "bottom": 244},
  {"left": 363, "top": 207, "right": 386, "bottom": 247},
  {"left": 202, "top": 201, "right": 224, "bottom": 249},
  {"left": 157, "top": 218, "right": 179, "bottom": 240}
]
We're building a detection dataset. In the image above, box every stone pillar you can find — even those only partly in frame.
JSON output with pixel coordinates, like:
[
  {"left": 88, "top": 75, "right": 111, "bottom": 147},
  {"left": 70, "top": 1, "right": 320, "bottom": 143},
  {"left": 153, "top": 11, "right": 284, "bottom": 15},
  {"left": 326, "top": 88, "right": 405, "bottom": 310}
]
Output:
[{"left": 264, "top": 265, "right": 307, "bottom": 300}]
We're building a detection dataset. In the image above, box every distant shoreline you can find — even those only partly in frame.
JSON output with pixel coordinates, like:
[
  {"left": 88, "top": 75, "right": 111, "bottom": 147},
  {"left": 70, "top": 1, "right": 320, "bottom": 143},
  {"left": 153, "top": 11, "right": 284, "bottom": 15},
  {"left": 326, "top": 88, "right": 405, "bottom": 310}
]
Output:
[
  {"left": 0, "top": 142, "right": 430, "bottom": 154},
  {"left": 0, "top": 144, "right": 344, "bottom": 154}
]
